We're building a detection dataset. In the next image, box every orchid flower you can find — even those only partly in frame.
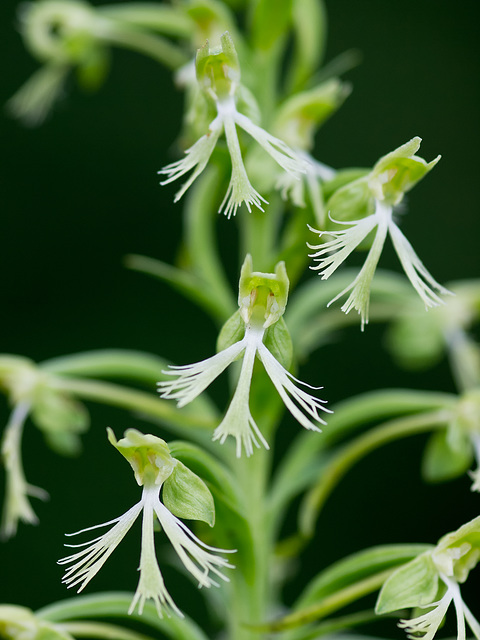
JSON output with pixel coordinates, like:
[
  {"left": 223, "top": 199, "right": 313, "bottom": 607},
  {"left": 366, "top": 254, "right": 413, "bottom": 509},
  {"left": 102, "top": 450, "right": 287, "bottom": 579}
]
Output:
[
  {"left": 159, "top": 255, "right": 330, "bottom": 457},
  {"left": 59, "top": 429, "right": 234, "bottom": 617}
]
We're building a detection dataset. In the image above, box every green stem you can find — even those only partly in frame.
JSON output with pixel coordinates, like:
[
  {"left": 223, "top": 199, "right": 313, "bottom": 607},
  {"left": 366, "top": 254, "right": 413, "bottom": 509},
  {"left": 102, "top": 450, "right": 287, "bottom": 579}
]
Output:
[
  {"left": 240, "top": 192, "right": 283, "bottom": 272},
  {"left": 229, "top": 448, "right": 272, "bottom": 640},
  {"left": 104, "top": 24, "right": 188, "bottom": 69},
  {"left": 300, "top": 409, "right": 451, "bottom": 537}
]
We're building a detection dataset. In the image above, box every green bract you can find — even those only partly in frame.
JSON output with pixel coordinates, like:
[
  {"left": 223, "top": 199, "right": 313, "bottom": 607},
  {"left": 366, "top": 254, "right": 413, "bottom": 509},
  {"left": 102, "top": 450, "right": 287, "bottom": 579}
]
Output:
[
  {"left": 377, "top": 516, "right": 480, "bottom": 616},
  {"left": 376, "top": 552, "right": 438, "bottom": 614},
  {"left": 163, "top": 460, "right": 215, "bottom": 526}
]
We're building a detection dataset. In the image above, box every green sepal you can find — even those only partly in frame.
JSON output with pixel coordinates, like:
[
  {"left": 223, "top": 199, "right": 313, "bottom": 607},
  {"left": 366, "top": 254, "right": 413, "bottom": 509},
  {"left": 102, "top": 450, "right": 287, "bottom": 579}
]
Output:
[
  {"left": 263, "top": 317, "right": 293, "bottom": 370},
  {"left": 163, "top": 460, "right": 215, "bottom": 526},
  {"left": 251, "top": 0, "right": 293, "bottom": 51},
  {"left": 325, "top": 137, "right": 439, "bottom": 227},
  {"left": 196, "top": 31, "right": 240, "bottom": 99},
  {"left": 238, "top": 254, "right": 290, "bottom": 327},
  {"left": 217, "top": 310, "right": 245, "bottom": 353},
  {"left": 370, "top": 136, "right": 440, "bottom": 206},
  {"left": 107, "top": 428, "right": 175, "bottom": 487},
  {"left": 375, "top": 552, "right": 438, "bottom": 614},
  {"left": 433, "top": 515, "right": 480, "bottom": 583},
  {"left": 422, "top": 429, "right": 473, "bottom": 483}
]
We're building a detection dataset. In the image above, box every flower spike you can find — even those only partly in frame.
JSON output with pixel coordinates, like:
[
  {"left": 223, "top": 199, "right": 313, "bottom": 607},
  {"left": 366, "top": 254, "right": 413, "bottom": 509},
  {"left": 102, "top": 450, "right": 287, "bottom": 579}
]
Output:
[
  {"left": 59, "top": 429, "right": 234, "bottom": 618},
  {"left": 159, "top": 255, "right": 330, "bottom": 456}
]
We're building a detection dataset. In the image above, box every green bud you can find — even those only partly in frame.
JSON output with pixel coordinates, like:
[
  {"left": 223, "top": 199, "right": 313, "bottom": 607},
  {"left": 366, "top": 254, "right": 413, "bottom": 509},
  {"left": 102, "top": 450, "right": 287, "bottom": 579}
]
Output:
[
  {"left": 274, "top": 79, "right": 350, "bottom": 150},
  {"left": 163, "top": 460, "right": 215, "bottom": 526},
  {"left": 251, "top": 0, "right": 292, "bottom": 51},
  {"left": 195, "top": 31, "right": 240, "bottom": 100},
  {"left": 376, "top": 552, "right": 439, "bottom": 614},
  {"left": 0, "top": 605, "right": 73, "bottom": 640},
  {"left": 31, "top": 386, "right": 89, "bottom": 456},
  {"left": 238, "top": 254, "right": 289, "bottom": 328},
  {"left": 422, "top": 429, "right": 473, "bottom": 484},
  {"left": 107, "top": 428, "right": 175, "bottom": 487},
  {"left": 433, "top": 515, "right": 480, "bottom": 583},
  {"left": 21, "top": 0, "right": 100, "bottom": 64},
  {"left": 422, "top": 391, "right": 480, "bottom": 483},
  {"left": 186, "top": 0, "right": 237, "bottom": 48}
]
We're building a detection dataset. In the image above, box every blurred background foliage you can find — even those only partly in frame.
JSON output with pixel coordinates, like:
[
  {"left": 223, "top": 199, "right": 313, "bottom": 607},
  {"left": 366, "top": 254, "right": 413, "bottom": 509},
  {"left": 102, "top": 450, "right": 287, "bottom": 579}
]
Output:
[{"left": 1, "top": 0, "right": 479, "bottom": 634}]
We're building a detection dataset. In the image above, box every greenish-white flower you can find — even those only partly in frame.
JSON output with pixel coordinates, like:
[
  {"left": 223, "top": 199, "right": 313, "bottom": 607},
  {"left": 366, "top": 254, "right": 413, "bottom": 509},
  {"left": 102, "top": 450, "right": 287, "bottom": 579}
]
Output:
[
  {"left": 159, "top": 256, "right": 329, "bottom": 456},
  {"left": 159, "top": 32, "right": 306, "bottom": 217},
  {"left": 309, "top": 137, "right": 452, "bottom": 329},
  {"left": 376, "top": 516, "right": 480, "bottom": 640},
  {"left": 58, "top": 429, "right": 234, "bottom": 618}
]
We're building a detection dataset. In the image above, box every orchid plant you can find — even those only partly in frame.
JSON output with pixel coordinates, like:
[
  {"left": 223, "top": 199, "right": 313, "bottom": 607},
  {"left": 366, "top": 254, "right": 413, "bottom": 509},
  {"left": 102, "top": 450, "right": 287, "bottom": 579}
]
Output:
[{"left": 2, "top": 2, "right": 480, "bottom": 640}]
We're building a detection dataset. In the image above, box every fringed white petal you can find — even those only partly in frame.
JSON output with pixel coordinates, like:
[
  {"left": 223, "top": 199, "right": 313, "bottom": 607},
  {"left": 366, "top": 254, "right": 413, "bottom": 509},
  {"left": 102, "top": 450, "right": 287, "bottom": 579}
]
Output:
[
  {"left": 234, "top": 110, "right": 307, "bottom": 178},
  {"left": 212, "top": 330, "right": 269, "bottom": 457},
  {"left": 58, "top": 502, "right": 143, "bottom": 592},
  {"left": 398, "top": 590, "right": 452, "bottom": 640},
  {"left": 308, "top": 214, "right": 378, "bottom": 280},
  {"left": 326, "top": 212, "right": 389, "bottom": 330},
  {"left": 158, "top": 116, "right": 223, "bottom": 202},
  {"left": 256, "top": 342, "right": 330, "bottom": 431},
  {"left": 158, "top": 339, "right": 246, "bottom": 408},
  {"left": 155, "top": 500, "right": 235, "bottom": 588},
  {"left": 220, "top": 113, "right": 267, "bottom": 218},
  {"left": 129, "top": 489, "right": 181, "bottom": 618},
  {"left": 388, "top": 220, "right": 453, "bottom": 308}
]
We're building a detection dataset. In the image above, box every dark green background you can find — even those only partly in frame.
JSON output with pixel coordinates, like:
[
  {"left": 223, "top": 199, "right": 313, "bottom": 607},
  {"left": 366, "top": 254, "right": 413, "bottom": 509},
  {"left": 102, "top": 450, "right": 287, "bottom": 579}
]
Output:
[{"left": 1, "top": 0, "right": 479, "bottom": 634}]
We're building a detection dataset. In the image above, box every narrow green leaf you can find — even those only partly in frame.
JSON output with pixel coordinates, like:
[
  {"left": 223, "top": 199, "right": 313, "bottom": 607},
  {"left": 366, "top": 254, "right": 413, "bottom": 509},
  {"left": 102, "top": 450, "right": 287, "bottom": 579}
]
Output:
[
  {"left": 36, "top": 593, "right": 209, "bottom": 640},
  {"left": 125, "top": 254, "right": 230, "bottom": 324},
  {"left": 296, "top": 545, "right": 433, "bottom": 611},
  {"left": 250, "top": 0, "right": 293, "bottom": 50}
]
